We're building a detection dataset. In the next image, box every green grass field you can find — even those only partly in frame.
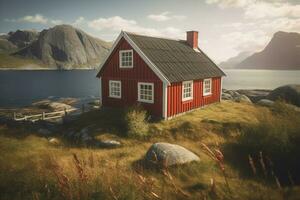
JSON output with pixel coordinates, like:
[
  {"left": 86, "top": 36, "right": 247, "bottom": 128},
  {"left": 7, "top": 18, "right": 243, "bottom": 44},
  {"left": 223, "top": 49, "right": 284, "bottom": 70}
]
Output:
[{"left": 0, "top": 101, "right": 300, "bottom": 200}]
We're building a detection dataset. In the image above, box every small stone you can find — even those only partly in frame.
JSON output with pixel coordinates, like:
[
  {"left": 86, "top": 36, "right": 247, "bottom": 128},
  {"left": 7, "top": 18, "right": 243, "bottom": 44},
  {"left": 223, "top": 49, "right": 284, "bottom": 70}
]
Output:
[
  {"left": 98, "top": 140, "right": 121, "bottom": 148},
  {"left": 49, "top": 137, "right": 60, "bottom": 145}
]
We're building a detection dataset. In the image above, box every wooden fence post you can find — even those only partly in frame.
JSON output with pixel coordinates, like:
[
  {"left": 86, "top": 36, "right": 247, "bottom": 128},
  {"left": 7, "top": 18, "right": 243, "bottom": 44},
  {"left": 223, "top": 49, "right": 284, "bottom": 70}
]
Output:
[{"left": 42, "top": 112, "right": 45, "bottom": 120}]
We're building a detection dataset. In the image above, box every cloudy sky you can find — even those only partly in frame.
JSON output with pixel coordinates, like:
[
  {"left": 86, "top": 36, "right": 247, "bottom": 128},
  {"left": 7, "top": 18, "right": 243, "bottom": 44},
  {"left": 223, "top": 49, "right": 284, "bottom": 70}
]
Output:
[{"left": 0, "top": 0, "right": 299, "bottom": 63}]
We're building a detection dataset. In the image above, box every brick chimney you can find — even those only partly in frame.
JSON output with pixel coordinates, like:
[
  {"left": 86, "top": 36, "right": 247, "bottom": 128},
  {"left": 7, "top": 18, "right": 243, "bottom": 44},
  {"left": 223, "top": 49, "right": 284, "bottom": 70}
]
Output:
[{"left": 186, "top": 31, "right": 198, "bottom": 49}]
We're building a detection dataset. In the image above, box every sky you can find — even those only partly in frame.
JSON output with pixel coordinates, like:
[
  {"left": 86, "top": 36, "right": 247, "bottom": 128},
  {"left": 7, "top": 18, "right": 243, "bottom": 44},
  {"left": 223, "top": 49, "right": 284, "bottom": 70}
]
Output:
[{"left": 0, "top": 0, "right": 299, "bottom": 63}]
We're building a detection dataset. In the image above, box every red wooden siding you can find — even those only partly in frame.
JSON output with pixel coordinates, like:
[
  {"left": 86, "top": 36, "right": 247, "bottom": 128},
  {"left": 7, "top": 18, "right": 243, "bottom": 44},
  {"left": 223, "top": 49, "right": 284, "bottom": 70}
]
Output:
[
  {"left": 167, "top": 77, "right": 222, "bottom": 117},
  {"left": 100, "top": 38, "right": 163, "bottom": 117}
]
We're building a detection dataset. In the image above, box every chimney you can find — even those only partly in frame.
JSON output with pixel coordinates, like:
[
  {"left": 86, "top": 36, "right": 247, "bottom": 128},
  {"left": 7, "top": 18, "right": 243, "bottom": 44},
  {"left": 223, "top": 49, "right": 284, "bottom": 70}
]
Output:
[{"left": 186, "top": 31, "right": 198, "bottom": 49}]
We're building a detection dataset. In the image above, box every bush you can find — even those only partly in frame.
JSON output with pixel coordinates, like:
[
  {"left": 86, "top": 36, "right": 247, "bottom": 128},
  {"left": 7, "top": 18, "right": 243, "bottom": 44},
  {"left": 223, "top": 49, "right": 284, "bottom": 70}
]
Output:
[
  {"left": 124, "top": 104, "right": 149, "bottom": 138},
  {"left": 237, "top": 111, "right": 300, "bottom": 184}
]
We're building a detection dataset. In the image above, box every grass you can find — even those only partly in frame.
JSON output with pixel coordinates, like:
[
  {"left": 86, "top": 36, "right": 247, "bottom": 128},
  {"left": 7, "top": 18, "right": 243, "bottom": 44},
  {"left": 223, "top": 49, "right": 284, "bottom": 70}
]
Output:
[
  {"left": 0, "top": 52, "right": 46, "bottom": 69},
  {"left": 0, "top": 101, "right": 300, "bottom": 199}
]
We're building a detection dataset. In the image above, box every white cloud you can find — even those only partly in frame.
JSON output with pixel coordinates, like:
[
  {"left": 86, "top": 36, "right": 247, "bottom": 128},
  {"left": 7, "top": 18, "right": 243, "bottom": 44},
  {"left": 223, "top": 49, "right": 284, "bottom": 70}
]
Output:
[
  {"left": 205, "top": 0, "right": 254, "bottom": 8},
  {"left": 4, "top": 14, "right": 64, "bottom": 26},
  {"left": 245, "top": 2, "right": 300, "bottom": 19},
  {"left": 19, "top": 14, "right": 48, "bottom": 24},
  {"left": 72, "top": 16, "right": 85, "bottom": 26},
  {"left": 147, "top": 11, "right": 186, "bottom": 22},
  {"left": 88, "top": 16, "right": 184, "bottom": 39},
  {"left": 50, "top": 19, "right": 63, "bottom": 25},
  {"left": 206, "top": 0, "right": 300, "bottom": 19}
]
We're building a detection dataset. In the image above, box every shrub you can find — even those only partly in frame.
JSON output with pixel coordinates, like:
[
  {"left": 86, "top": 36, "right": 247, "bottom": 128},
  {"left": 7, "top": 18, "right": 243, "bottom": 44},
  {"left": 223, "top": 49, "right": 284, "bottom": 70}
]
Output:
[
  {"left": 124, "top": 104, "right": 149, "bottom": 138},
  {"left": 237, "top": 110, "right": 300, "bottom": 184}
]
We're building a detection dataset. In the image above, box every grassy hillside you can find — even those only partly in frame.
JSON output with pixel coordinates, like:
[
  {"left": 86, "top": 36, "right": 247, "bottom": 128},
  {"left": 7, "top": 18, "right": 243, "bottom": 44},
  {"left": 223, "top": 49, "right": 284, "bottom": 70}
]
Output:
[
  {"left": 0, "top": 52, "right": 46, "bottom": 69},
  {"left": 1, "top": 101, "right": 300, "bottom": 199}
]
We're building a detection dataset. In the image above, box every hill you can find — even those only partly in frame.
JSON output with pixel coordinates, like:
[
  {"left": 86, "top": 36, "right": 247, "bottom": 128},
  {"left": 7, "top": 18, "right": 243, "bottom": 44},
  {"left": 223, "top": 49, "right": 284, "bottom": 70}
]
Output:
[
  {"left": 0, "top": 25, "right": 111, "bottom": 70},
  {"left": 219, "top": 51, "right": 252, "bottom": 69},
  {"left": 237, "top": 31, "right": 300, "bottom": 70},
  {"left": 1, "top": 101, "right": 300, "bottom": 199}
]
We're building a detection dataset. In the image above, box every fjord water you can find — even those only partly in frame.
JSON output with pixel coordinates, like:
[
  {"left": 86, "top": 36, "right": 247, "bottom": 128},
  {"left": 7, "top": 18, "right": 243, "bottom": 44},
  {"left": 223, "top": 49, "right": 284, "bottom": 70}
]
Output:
[{"left": 0, "top": 69, "right": 300, "bottom": 108}]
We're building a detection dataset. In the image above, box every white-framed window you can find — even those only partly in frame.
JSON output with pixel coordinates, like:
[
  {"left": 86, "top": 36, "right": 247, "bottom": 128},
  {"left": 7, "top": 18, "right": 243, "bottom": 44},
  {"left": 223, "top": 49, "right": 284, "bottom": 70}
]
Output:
[
  {"left": 182, "top": 80, "right": 193, "bottom": 101},
  {"left": 109, "top": 80, "right": 121, "bottom": 98},
  {"left": 119, "top": 49, "right": 133, "bottom": 68},
  {"left": 203, "top": 78, "right": 212, "bottom": 96},
  {"left": 138, "top": 82, "right": 154, "bottom": 103}
]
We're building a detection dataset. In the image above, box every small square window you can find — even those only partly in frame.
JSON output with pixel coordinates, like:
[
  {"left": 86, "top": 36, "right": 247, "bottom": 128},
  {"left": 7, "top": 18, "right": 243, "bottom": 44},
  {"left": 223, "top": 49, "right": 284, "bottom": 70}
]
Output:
[
  {"left": 138, "top": 82, "right": 154, "bottom": 103},
  {"left": 119, "top": 50, "right": 133, "bottom": 68},
  {"left": 109, "top": 80, "right": 121, "bottom": 98}
]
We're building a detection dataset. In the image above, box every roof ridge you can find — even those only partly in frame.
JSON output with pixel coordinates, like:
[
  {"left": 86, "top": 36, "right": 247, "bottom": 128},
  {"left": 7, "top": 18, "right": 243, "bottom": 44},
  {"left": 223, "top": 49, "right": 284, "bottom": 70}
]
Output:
[{"left": 124, "top": 31, "right": 184, "bottom": 42}]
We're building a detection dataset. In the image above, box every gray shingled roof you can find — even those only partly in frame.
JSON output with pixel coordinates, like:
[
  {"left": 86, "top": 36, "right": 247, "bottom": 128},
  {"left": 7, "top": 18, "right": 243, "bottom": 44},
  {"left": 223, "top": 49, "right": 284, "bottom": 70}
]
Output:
[{"left": 126, "top": 32, "right": 225, "bottom": 83}]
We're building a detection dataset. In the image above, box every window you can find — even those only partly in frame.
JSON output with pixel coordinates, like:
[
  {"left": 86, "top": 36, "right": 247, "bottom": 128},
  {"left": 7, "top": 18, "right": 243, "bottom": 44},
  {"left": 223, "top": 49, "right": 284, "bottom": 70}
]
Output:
[
  {"left": 138, "top": 82, "right": 154, "bottom": 103},
  {"left": 182, "top": 81, "right": 193, "bottom": 101},
  {"left": 109, "top": 80, "right": 121, "bottom": 98},
  {"left": 203, "top": 78, "right": 212, "bottom": 96},
  {"left": 119, "top": 50, "right": 133, "bottom": 68}
]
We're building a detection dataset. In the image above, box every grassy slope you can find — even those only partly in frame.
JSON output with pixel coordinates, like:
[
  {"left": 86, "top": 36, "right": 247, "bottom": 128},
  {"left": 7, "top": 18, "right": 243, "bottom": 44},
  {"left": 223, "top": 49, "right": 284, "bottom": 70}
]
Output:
[
  {"left": 0, "top": 52, "right": 46, "bottom": 69},
  {"left": 0, "top": 101, "right": 300, "bottom": 200}
]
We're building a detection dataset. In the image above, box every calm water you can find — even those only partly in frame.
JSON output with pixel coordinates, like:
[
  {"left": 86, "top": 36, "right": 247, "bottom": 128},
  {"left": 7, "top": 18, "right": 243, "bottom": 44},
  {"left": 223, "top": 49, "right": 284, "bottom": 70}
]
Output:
[
  {"left": 222, "top": 69, "right": 300, "bottom": 90},
  {"left": 0, "top": 69, "right": 300, "bottom": 108},
  {"left": 0, "top": 70, "right": 100, "bottom": 108}
]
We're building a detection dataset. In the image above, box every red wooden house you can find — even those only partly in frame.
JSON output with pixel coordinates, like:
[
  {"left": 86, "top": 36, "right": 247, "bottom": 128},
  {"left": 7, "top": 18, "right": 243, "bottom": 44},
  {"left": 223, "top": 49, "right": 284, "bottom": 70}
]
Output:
[{"left": 97, "top": 31, "right": 225, "bottom": 119}]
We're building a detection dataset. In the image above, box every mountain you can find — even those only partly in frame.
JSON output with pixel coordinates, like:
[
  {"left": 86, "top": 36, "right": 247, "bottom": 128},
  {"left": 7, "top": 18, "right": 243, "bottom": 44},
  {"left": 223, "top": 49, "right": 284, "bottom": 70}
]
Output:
[
  {"left": 219, "top": 51, "right": 252, "bottom": 69},
  {"left": 15, "top": 25, "right": 111, "bottom": 69},
  {"left": 0, "top": 25, "right": 111, "bottom": 70},
  {"left": 236, "top": 31, "right": 300, "bottom": 70}
]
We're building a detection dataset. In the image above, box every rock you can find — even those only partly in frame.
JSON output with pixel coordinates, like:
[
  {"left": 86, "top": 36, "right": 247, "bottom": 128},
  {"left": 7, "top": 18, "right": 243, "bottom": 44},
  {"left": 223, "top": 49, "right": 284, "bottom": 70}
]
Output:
[
  {"left": 97, "top": 140, "right": 121, "bottom": 148},
  {"left": 49, "top": 137, "right": 60, "bottom": 145},
  {"left": 145, "top": 143, "right": 200, "bottom": 167},
  {"left": 267, "top": 85, "right": 300, "bottom": 107},
  {"left": 48, "top": 102, "right": 74, "bottom": 111},
  {"left": 227, "top": 90, "right": 240, "bottom": 98},
  {"left": 257, "top": 99, "right": 274, "bottom": 107},
  {"left": 32, "top": 100, "right": 74, "bottom": 111},
  {"left": 81, "top": 132, "right": 93, "bottom": 143},
  {"left": 237, "top": 89, "right": 270, "bottom": 102},
  {"left": 15, "top": 24, "right": 111, "bottom": 69},
  {"left": 222, "top": 93, "right": 233, "bottom": 100},
  {"left": 234, "top": 94, "right": 252, "bottom": 103},
  {"left": 88, "top": 100, "right": 101, "bottom": 106},
  {"left": 38, "top": 128, "right": 51, "bottom": 136}
]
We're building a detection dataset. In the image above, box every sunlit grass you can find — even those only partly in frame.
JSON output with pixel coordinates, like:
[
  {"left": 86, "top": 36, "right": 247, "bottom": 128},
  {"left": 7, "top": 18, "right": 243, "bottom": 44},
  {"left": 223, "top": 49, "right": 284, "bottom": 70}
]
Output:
[{"left": 1, "top": 101, "right": 300, "bottom": 199}]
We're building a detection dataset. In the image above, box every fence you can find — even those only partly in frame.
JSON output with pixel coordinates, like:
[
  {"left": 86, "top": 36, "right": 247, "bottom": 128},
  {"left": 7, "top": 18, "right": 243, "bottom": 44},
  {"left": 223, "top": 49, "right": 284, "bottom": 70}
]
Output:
[{"left": 13, "top": 107, "right": 78, "bottom": 123}]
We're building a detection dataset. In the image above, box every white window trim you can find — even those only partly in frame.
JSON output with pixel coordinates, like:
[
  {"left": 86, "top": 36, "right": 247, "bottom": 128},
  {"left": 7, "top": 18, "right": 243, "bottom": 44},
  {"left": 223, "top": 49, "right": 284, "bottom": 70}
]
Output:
[
  {"left": 138, "top": 82, "right": 154, "bottom": 104},
  {"left": 182, "top": 80, "right": 193, "bottom": 101},
  {"left": 203, "top": 78, "right": 212, "bottom": 96},
  {"left": 109, "top": 80, "right": 121, "bottom": 99},
  {"left": 119, "top": 49, "right": 133, "bottom": 68}
]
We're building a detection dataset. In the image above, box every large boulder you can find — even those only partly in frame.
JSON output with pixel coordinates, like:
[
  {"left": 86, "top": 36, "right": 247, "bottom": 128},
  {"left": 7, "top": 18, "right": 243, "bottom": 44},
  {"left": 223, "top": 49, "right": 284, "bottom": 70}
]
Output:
[
  {"left": 257, "top": 99, "right": 274, "bottom": 107},
  {"left": 145, "top": 143, "right": 200, "bottom": 167},
  {"left": 234, "top": 94, "right": 252, "bottom": 103},
  {"left": 222, "top": 93, "right": 233, "bottom": 100},
  {"left": 237, "top": 89, "right": 270, "bottom": 102},
  {"left": 267, "top": 85, "right": 300, "bottom": 107}
]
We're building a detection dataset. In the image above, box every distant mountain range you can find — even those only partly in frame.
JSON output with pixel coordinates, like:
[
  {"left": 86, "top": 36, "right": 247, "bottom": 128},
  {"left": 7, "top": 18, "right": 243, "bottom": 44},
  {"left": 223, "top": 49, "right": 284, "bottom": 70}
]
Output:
[
  {"left": 0, "top": 25, "right": 111, "bottom": 70},
  {"left": 220, "top": 31, "right": 300, "bottom": 70}
]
